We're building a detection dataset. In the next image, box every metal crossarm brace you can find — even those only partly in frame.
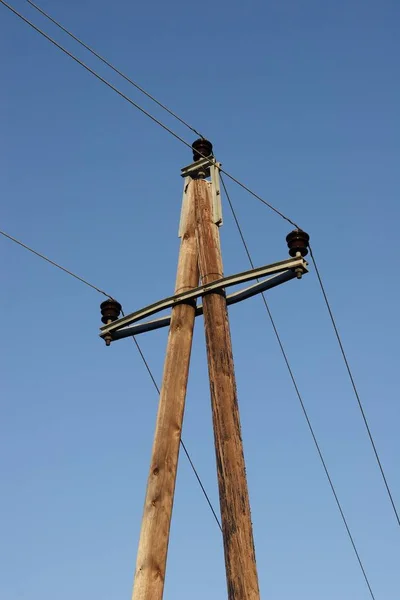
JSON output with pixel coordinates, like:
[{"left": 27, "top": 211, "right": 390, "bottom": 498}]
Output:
[
  {"left": 100, "top": 256, "right": 308, "bottom": 341},
  {"left": 111, "top": 269, "right": 299, "bottom": 340}
]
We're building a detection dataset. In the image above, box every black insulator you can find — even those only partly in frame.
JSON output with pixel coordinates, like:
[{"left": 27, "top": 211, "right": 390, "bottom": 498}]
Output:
[
  {"left": 286, "top": 229, "right": 310, "bottom": 257},
  {"left": 192, "top": 138, "right": 213, "bottom": 162},
  {"left": 100, "top": 299, "right": 122, "bottom": 324}
]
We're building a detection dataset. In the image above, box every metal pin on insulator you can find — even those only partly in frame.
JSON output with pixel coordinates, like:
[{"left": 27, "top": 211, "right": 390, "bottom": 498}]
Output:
[
  {"left": 100, "top": 299, "right": 122, "bottom": 346},
  {"left": 286, "top": 229, "right": 310, "bottom": 279}
]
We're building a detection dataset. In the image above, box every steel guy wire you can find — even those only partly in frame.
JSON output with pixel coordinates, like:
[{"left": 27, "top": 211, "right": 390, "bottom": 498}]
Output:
[
  {"left": 221, "top": 175, "right": 376, "bottom": 600},
  {"left": 0, "top": 227, "right": 221, "bottom": 531}
]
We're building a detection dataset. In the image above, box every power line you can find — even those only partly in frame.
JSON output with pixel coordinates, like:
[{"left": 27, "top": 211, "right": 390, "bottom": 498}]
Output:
[
  {"left": 220, "top": 176, "right": 376, "bottom": 600},
  {"left": 0, "top": 229, "right": 112, "bottom": 298},
  {"left": 0, "top": 0, "right": 299, "bottom": 229},
  {"left": 309, "top": 246, "right": 400, "bottom": 528},
  {"left": 122, "top": 311, "right": 223, "bottom": 532},
  {"left": 1, "top": 227, "right": 221, "bottom": 531},
  {"left": 24, "top": 0, "right": 204, "bottom": 139},
  {"left": 3, "top": 0, "right": 396, "bottom": 537},
  {"left": 0, "top": 1, "right": 194, "bottom": 152},
  {"left": 22, "top": 0, "right": 296, "bottom": 228}
]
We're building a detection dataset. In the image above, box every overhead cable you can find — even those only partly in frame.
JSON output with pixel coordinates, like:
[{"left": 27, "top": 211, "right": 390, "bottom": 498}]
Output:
[
  {"left": 25, "top": 0, "right": 204, "bottom": 139},
  {"left": 221, "top": 176, "right": 376, "bottom": 600},
  {"left": 0, "top": 0, "right": 299, "bottom": 229},
  {"left": 0, "top": 227, "right": 221, "bottom": 531},
  {"left": 0, "top": 229, "right": 112, "bottom": 298},
  {"left": 2, "top": 0, "right": 396, "bottom": 532},
  {"left": 309, "top": 246, "right": 400, "bottom": 527}
]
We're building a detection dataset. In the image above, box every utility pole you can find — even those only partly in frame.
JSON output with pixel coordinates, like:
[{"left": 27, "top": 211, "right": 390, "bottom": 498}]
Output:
[
  {"left": 129, "top": 181, "right": 199, "bottom": 600},
  {"left": 192, "top": 142, "right": 260, "bottom": 599},
  {"left": 99, "top": 140, "right": 309, "bottom": 600}
]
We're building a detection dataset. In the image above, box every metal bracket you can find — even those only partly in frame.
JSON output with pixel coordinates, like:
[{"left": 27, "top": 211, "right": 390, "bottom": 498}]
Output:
[
  {"left": 180, "top": 156, "right": 216, "bottom": 178},
  {"left": 100, "top": 256, "right": 308, "bottom": 341},
  {"left": 179, "top": 157, "right": 222, "bottom": 236},
  {"left": 178, "top": 177, "right": 190, "bottom": 238},
  {"left": 110, "top": 269, "right": 299, "bottom": 340},
  {"left": 210, "top": 161, "right": 222, "bottom": 227}
]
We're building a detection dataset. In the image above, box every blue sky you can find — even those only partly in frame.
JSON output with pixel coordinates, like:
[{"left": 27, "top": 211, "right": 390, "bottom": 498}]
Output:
[{"left": 1, "top": 0, "right": 399, "bottom": 598}]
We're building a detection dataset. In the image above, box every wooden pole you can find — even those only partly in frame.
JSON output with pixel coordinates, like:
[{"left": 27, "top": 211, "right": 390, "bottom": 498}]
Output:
[
  {"left": 131, "top": 181, "right": 199, "bottom": 600},
  {"left": 194, "top": 178, "right": 260, "bottom": 600}
]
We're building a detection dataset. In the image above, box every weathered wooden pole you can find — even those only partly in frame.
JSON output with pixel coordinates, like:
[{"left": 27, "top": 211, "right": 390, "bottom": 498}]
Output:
[
  {"left": 131, "top": 181, "right": 199, "bottom": 600},
  {"left": 193, "top": 145, "right": 260, "bottom": 599}
]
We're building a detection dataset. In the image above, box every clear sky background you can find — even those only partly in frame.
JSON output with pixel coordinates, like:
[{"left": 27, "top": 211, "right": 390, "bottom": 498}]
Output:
[{"left": 1, "top": 1, "right": 399, "bottom": 598}]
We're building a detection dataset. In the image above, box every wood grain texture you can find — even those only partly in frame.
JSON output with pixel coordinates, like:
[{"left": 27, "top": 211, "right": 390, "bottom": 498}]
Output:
[
  {"left": 194, "top": 179, "right": 260, "bottom": 600},
  {"left": 131, "top": 181, "right": 199, "bottom": 600}
]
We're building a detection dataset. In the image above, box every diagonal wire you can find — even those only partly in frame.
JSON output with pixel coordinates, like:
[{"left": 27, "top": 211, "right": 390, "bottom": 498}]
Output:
[
  {"left": 3, "top": 0, "right": 395, "bottom": 536},
  {"left": 0, "top": 0, "right": 299, "bottom": 229},
  {"left": 24, "top": 0, "right": 204, "bottom": 139},
  {"left": 124, "top": 311, "right": 223, "bottom": 532},
  {"left": 0, "top": 229, "right": 112, "bottom": 298},
  {"left": 1, "top": 227, "right": 222, "bottom": 531},
  {"left": 221, "top": 176, "right": 376, "bottom": 599},
  {"left": 0, "top": 1, "right": 194, "bottom": 153},
  {"left": 23, "top": 0, "right": 296, "bottom": 228},
  {"left": 309, "top": 246, "right": 400, "bottom": 527}
]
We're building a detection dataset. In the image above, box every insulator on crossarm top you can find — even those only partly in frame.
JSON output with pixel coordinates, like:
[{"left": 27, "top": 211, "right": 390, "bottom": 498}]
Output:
[
  {"left": 100, "top": 299, "right": 122, "bottom": 346},
  {"left": 100, "top": 299, "right": 122, "bottom": 323},
  {"left": 286, "top": 229, "right": 310, "bottom": 257}
]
